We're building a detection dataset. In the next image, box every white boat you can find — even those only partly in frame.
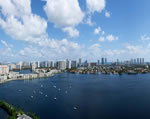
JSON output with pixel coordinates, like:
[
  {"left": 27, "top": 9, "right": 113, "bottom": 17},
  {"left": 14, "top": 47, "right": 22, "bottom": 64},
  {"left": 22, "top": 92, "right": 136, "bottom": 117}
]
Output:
[
  {"left": 73, "top": 107, "right": 77, "bottom": 110},
  {"left": 54, "top": 97, "right": 57, "bottom": 100},
  {"left": 65, "top": 91, "right": 68, "bottom": 94},
  {"left": 39, "top": 91, "right": 43, "bottom": 94},
  {"left": 53, "top": 85, "right": 56, "bottom": 88}
]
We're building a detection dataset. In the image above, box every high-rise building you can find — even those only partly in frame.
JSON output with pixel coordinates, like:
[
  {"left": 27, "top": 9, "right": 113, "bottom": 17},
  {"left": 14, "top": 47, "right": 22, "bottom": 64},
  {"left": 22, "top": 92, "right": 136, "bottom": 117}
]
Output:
[
  {"left": 66, "top": 60, "right": 71, "bottom": 69},
  {"left": 142, "top": 58, "right": 144, "bottom": 64},
  {"left": 22, "top": 61, "right": 30, "bottom": 67},
  {"left": 130, "top": 59, "right": 134, "bottom": 64},
  {"left": 8, "top": 64, "right": 16, "bottom": 70},
  {"left": 71, "top": 61, "right": 77, "bottom": 68},
  {"left": 79, "top": 58, "right": 82, "bottom": 66},
  {"left": 45, "top": 61, "right": 48, "bottom": 67},
  {"left": 17, "top": 61, "right": 22, "bottom": 69},
  {"left": 134, "top": 59, "right": 136, "bottom": 64},
  {"left": 51, "top": 61, "right": 54, "bottom": 67},
  {"left": 40, "top": 61, "right": 48, "bottom": 67},
  {"left": 36, "top": 61, "right": 40, "bottom": 68},
  {"left": 117, "top": 59, "right": 119, "bottom": 64},
  {"left": 0, "top": 65, "right": 9, "bottom": 74},
  {"left": 105, "top": 58, "right": 107, "bottom": 64},
  {"left": 16, "top": 64, "right": 21, "bottom": 70},
  {"left": 57, "top": 61, "right": 66, "bottom": 70},
  {"left": 137, "top": 58, "right": 139, "bottom": 64},
  {"left": 84, "top": 60, "right": 88, "bottom": 67},
  {"left": 31, "top": 63, "right": 37, "bottom": 71},
  {"left": 140, "top": 58, "right": 142, "bottom": 64},
  {"left": 101, "top": 58, "right": 104, "bottom": 64},
  {"left": 97, "top": 60, "right": 100, "bottom": 65},
  {"left": 47, "top": 61, "right": 52, "bottom": 67}
]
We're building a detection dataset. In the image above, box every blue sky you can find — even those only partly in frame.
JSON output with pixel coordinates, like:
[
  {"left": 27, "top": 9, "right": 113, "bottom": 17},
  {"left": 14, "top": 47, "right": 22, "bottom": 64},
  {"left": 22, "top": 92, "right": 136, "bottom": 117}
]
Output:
[{"left": 0, "top": 0, "right": 150, "bottom": 62}]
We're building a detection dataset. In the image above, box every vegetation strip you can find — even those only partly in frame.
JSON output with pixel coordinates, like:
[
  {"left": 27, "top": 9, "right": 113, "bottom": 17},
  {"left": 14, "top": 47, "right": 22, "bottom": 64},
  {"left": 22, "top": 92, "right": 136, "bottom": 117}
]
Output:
[{"left": 0, "top": 100, "right": 40, "bottom": 119}]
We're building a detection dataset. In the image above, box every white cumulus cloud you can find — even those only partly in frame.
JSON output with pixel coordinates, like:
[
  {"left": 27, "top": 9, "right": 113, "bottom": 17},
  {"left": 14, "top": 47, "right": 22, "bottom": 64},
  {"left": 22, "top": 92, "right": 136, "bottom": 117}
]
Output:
[
  {"left": 141, "top": 34, "right": 150, "bottom": 41},
  {"left": 0, "top": 0, "right": 31, "bottom": 17},
  {"left": 99, "top": 37, "right": 105, "bottom": 42},
  {"left": 86, "top": 0, "right": 106, "bottom": 13},
  {"left": 1, "top": 40, "right": 12, "bottom": 48},
  {"left": 43, "top": 0, "right": 84, "bottom": 38},
  {"left": 126, "top": 45, "right": 142, "bottom": 54},
  {"left": 0, "top": 0, "right": 85, "bottom": 61},
  {"left": 44, "top": 0, "right": 84, "bottom": 27},
  {"left": 85, "top": 15, "right": 95, "bottom": 26},
  {"left": 88, "top": 43, "right": 101, "bottom": 60},
  {"left": 94, "top": 27, "right": 101, "bottom": 34},
  {"left": 0, "top": 0, "right": 47, "bottom": 44},
  {"left": 104, "top": 49, "right": 125, "bottom": 56},
  {"left": 105, "top": 11, "right": 111, "bottom": 18},
  {"left": 0, "top": 40, "right": 14, "bottom": 58},
  {"left": 18, "top": 38, "right": 82, "bottom": 61},
  {"left": 106, "top": 34, "right": 119, "bottom": 42},
  {"left": 62, "top": 27, "right": 79, "bottom": 38}
]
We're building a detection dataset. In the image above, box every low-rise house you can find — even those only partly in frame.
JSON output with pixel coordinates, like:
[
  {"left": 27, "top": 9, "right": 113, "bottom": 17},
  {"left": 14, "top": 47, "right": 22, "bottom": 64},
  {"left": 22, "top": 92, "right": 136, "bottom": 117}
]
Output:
[{"left": 17, "top": 114, "right": 32, "bottom": 119}]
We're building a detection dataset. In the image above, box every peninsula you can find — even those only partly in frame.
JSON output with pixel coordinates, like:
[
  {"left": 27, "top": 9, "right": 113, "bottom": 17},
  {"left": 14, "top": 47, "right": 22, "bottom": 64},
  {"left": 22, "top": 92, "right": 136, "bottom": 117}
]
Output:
[{"left": 0, "top": 67, "right": 61, "bottom": 84}]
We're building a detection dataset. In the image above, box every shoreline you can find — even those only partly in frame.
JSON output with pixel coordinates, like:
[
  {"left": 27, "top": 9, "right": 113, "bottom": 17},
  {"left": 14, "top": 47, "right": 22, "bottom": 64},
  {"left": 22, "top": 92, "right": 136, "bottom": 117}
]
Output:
[
  {"left": 0, "top": 69, "right": 61, "bottom": 85},
  {"left": 0, "top": 76, "right": 49, "bottom": 84}
]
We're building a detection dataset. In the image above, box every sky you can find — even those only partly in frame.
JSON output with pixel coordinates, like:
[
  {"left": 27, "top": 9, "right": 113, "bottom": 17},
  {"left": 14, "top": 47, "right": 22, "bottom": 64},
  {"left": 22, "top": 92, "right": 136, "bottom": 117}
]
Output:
[{"left": 0, "top": 0, "right": 150, "bottom": 62}]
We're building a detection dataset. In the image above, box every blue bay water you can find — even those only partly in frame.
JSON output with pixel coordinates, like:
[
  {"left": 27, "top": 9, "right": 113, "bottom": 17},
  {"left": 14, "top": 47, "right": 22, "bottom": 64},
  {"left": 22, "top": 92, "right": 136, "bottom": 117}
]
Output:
[
  {"left": 1, "top": 72, "right": 150, "bottom": 119},
  {"left": 0, "top": 109, "right": 7, "bottom": 119}
]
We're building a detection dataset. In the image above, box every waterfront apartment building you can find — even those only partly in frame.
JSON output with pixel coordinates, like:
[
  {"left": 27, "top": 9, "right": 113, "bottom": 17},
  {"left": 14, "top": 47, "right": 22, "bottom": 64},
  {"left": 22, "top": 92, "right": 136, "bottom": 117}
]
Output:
[
  {"left": 36, "top": 61, "right": 40, "bottom": 68},
  {"left": 31, "top": 63, "right": 37, "bottom": 71},
  {"left": 71, "top": 61, "right": 77, "bottom": 68},
  {"left": 16, "top": 62, "right": 22, "bottom": 70},
  {"left": 0, "top": 65, "right": 9, "bottom": 74},
  {"left": 23, "top": 61, "right": 31, "bottom": 67},
  {"left": 8, "top": 64, "right": 16, "bottom": 70},
  {"left": 57, "top": 61, "right": 66, "bottom": 70},
  {"left": 47, "top": 61, "right": 52, "bottom": 67},
  {"left": 48, "top": 61, "right": 54, "bottom": 68},
  {"left": 40, "top": 61, "right": 48, "bottom": 68},
  {"left": 66, "top": 60, "right": 71, "bottom": 69},
  {"left": 16, "top": 64, "right": 22, "bottom": 70}
]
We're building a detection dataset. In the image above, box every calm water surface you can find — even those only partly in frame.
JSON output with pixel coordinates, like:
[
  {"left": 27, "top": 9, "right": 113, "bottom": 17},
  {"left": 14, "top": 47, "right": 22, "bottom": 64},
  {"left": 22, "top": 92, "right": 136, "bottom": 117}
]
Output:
[
  {"left": 1, "top": 72, "right": 150, "bottom": 119},
  {"left": 0, "top": 109, "right": 7, "bottom": 119}
]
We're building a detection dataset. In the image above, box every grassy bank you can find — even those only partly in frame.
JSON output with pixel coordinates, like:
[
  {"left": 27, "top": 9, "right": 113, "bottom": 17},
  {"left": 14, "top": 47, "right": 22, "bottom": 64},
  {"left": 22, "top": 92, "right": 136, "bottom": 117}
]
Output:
[{"left": 0, "top": 100, "right": 40, "bottom": 119}]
